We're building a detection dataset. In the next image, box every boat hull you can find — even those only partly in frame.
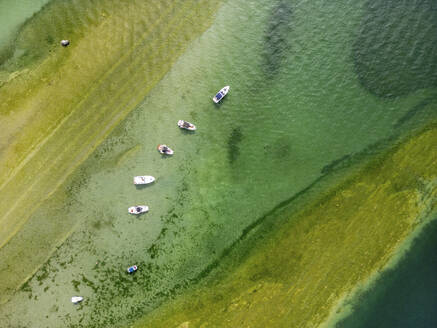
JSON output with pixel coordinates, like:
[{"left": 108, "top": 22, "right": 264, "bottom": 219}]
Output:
[
  {"left": 157, "top": 144, "right": 174, "bottom": 155},
  {"left": 71, "top": 296, "right": 83, "bottom": 304},
  {"left": 133, "top": 176, "right": 155, "bottom": 185},
  {"left": 212, "top": 85, "right": 230, "bottom": 103},
  {"left": 178, "top": 120, "right": 196, "bottom": 131},
  {"left": 128, "top": 206, "right": 149, "bottom": 214}
]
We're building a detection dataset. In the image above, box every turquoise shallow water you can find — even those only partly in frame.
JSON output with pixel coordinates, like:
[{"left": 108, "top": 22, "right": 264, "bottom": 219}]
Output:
[
  {"left": 0, "top": 0, "right": 49, "bottom": 54},
  {"left": 0, "top": 0, "right": 436, "bottom": 327}
]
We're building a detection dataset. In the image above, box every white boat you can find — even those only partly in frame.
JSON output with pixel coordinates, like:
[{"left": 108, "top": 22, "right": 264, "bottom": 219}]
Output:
[
  {"left": 128, "top": 205, "right": 149, "bottom": 214},
  {"left": 157, "top": 144, "right": 174, "bottom": 155},
  {"left": 71, "top": 296, "right": 83, "bottom": 304},
  {"left": 212, "top": 85, "right": 230, "bottom": 103},
  {"left": 178, "top": 120, "right": 196, "bottom": 131},
  {"left": 133, "top": 176, "right": 155, "bottom": 185},
  {"left": 127, "top": 265, "right": 138, "bottom": 273}
]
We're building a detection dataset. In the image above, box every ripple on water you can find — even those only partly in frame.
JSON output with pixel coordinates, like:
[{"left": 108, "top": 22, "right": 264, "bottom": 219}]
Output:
[{"left": 353, "top": 0, "right": 437, "bottom": 98}]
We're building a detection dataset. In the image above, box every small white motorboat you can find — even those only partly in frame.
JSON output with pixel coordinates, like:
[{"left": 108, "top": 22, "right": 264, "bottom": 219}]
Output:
[
  {"left": 178, "top": 120, "right": 196, "bottom": 131},
  {"left": 157, "top": 144, "right": 174, "bottom": 155},
  {"left": 71, "top": 296, "right": 83, "bottom": 304},
  {"left": 128, "top": 205, "right": 149, "bottom": 214},
  {"left": 127, "top": 265, "right": 138, "bottom": 273},
  {"left": 212, "top": 85, "right": 230, "bottom": 103},
  {"left": 133, "top": 176, "right": 155, "bottom": 185}
]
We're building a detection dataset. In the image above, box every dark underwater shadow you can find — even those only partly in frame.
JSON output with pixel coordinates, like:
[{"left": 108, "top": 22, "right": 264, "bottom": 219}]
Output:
[
  {"left": 262, "top": 0, "right": 293, "bottom": 79},
  {"left": 394, "top": 95, "right": 437, "bottom": 128},
  {"left": 353, "top": 0, "right": 437, "bottom": 98},
  {"left": 227, "top": 126, "right": 243, "bottom": 164},
  {"left": 134, "top": 182, "right": 156, "bottom": 190}
]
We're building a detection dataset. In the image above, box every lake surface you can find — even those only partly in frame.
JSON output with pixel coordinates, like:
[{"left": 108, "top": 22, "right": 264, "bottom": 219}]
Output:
[{"left": 0, "top": 0, "right": 436, "bottom": 327}]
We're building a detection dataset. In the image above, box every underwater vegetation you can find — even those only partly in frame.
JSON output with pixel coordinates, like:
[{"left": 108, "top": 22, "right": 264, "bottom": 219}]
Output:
[
  {"left": 227, "top": 127, "right": 243, "bottom": 164},
  {"left": 262, "top": 0, "right": 293, "bottom": 78}
]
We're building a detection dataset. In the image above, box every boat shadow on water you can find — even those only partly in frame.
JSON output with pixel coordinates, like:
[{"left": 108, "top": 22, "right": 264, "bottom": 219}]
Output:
[
  {"left": 135, "top": 183, "right": 156, "bottom": 190},
  {"left": 213, "top": 98, "right": 229, "bottom": 108},
  {"left": 158, "top": 154, "right": 173, "bottom": 160},
  {"left": 179, "top": 129, "right": 196, "bottom": 135}
]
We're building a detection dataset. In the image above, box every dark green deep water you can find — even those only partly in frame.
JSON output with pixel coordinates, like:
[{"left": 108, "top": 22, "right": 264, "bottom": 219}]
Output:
[
  {"left": 336, "top": 214, "right": 437, "bottom": 328},
  {"left": 0, "top": 0, "right": 436, "bottom": 327},
  {"left": 354, "top": 0, "right": 437, "bottom": 98}
]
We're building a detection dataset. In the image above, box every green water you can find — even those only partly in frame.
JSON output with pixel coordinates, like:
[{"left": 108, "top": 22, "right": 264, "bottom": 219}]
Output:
[
  {"left": 0, "top": 0, "right": 49, "bottom": 51},
  {"left": 334, "top": 212, "right": 437, "bottom": 328},
  {"left": 0, "top": 0, "right": 436, "bottom": 327}
]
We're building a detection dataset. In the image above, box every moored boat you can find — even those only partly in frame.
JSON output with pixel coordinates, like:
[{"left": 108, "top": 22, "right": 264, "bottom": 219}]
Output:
[
  {"left": 212, "top": 85, "right": 230, "bottom": 103},
  {"left": 71, "top": 296, "right": 83, "bottom": 304},
  {"left": 127, "top": 265, "right": 138, "bottom": 273},
  {"left": 128, "top": 205, "right": 149, "bottom": 214},
  {"left": 133, "top": 176, "right": 155, "bottom": 185},
  {"left": 157, "top": 144, "right": 174, "bottom": 155},
  {"left": 178, "top": 120, "right": 196, "bottom": 131}
]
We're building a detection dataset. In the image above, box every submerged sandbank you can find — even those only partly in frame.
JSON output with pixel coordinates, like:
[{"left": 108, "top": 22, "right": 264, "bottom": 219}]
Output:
[
  {"left": 0, "top": 0, "right": 222, "bottom": 303},
  {"left": 0, "top": 0, "right": 436, "bottom": 326},
  {"left": 134, "top": 123, "right": 437, "bottom": 327}
]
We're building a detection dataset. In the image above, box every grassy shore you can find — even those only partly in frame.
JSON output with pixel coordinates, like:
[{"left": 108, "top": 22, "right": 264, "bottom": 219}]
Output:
[
  {"left": 0, "top": 0, "right": 222, "bottom": 303},
  {"left": 134, "top": 122, "right": 437, "bottom": 328}
]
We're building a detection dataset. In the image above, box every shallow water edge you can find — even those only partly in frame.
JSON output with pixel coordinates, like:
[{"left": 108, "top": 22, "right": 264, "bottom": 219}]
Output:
[{"left": 134, "top": 122, "right": 437, "bottom": 327}]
